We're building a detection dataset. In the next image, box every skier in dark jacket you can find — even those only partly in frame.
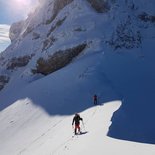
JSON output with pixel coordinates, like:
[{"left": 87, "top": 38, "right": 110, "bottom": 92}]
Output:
[
  {"left": 72, "top": 113, "right": 83, "bottom": 135},
  {"left": 93, "top": 94, "right": 97, "bottom": 105}
]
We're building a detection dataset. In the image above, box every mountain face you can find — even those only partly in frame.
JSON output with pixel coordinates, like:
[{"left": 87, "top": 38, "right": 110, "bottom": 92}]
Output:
[{"left": 0, "top": 0, "right": 155, "bottom": 144}]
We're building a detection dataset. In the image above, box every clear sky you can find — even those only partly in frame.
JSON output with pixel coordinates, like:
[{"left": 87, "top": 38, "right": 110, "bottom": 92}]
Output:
[{"left": 0, "top": 0, "right": 38, "bottom": 52}]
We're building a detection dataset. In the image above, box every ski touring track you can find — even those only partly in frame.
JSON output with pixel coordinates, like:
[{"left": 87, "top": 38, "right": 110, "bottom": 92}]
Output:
[
  {"left": 17, "top": 118, "right": 66, "bottom": 155},
  {"left": 51, "top": 106, "right": 99, "bottom": 155},
  {"left": 17, "top": 102, "right": 118, "bottom": 155}
]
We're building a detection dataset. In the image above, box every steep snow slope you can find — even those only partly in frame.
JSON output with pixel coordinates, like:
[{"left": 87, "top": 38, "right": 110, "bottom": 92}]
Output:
[
  {"left": 0, "top": 0, "right": 155, "bottom": 147},
  {"left": 0, "top": 99, "right": 155, "bottom": 155}
]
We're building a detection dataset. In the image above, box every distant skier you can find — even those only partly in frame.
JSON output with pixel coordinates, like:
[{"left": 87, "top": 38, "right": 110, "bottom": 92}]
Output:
[
  {"left": 72, "top": 113, "right": 83, "bottom": 135},
  {"left": 93, "top": 94, "right": 98, "bottom": 105}
]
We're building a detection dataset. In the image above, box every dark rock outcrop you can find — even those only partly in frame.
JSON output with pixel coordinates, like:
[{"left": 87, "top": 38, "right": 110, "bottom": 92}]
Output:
[
  {"left": 7, "top": 55, "right": 33, "bottom": 70},
  {"left": 108, "top": 18, "right": 142, "bottom": 50},
  {"left": 33, "top": 43, "right": 87, "bottom": 75},
  {"left": 138, "top": 12, "right": 155, "bottom": 23},
  {"left": 87, "top": 0, "right": 110, "bottom": 13},
  {"left": 0, "top": 75, "right": 9, "bottom": 90},
  {"left": 46, "top": 0, "right": 73, "bottom": 24}
]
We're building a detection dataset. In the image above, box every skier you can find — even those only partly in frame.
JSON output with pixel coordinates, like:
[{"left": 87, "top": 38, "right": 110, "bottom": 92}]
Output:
[
  {"left": 93, "top": 94, "right": 98, "bottom": 105},
  {"left": 72, "top": 113, "right": 83, "bottom": 135}
]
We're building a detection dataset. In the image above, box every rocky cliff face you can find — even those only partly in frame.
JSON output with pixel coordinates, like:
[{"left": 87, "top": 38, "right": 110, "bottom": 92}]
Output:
[
  {"left": 9, "top": 21, "right": 24, "bottom": 42},
  {"left": 0, "top": 0, "right": 111, "bottom": 89},
  {"left": 0, "top": 0, "right": 155, "bottom": 93}
]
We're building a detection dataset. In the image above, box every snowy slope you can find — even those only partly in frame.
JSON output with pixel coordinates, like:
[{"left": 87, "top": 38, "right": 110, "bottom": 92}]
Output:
[
  {"left": 0, "top": 99, "right": 155, "bottom": 155},
  {"left": 0, "top": 0, "right": 155, "bottom": 152}
]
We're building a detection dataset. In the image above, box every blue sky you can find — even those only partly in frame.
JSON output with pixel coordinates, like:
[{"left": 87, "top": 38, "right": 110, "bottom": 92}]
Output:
[{"left": 0, "top": 0, "right": 38, "bottom": 52}]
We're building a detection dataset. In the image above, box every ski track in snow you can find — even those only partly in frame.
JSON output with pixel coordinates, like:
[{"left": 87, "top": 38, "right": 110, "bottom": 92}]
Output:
[
  {"left": 51, "top": 103, "right": 119, "bottom": 155},
  {"left": 1, "top": 100, "right": 155, "bottom": 155},
  {"left": 15, "top": 104, "right": 101, "bottom": 155},
  {"left": 18, "top": 106, "right": 99, "bottom": 155},
  {"left": 51, "top": 107, "right": 99, "bottom": 155},
  {"left": 18, "top": 118, "right": 66, "bottom": 155}
]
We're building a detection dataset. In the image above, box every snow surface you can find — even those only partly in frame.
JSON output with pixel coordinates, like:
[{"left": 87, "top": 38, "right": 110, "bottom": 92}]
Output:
[{"left": 0, "top": 99, "right": 155, "bottom": 155}]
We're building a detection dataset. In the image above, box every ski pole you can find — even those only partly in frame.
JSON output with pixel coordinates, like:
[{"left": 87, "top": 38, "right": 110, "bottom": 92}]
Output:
[
  {"left": 72, "top": 125, "right": 74, "bottom": 133},
  {"left": 82, "top": 121, "right": 86, "bottom": 131}
]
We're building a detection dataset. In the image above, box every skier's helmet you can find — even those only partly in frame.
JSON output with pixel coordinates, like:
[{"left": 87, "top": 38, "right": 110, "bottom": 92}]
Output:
[{"left": 75, "top": 113, "right": 79, "bottom": 116}]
